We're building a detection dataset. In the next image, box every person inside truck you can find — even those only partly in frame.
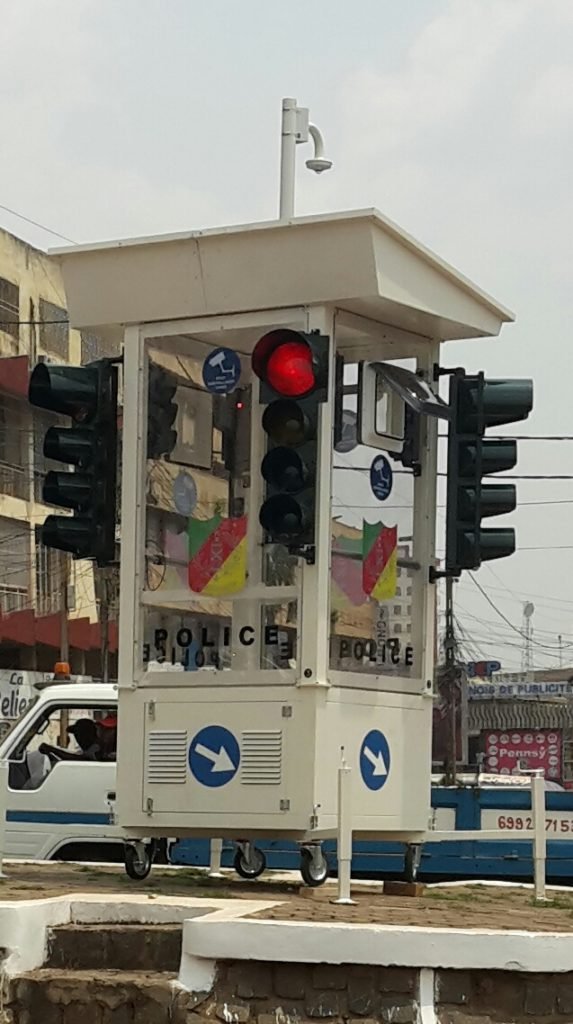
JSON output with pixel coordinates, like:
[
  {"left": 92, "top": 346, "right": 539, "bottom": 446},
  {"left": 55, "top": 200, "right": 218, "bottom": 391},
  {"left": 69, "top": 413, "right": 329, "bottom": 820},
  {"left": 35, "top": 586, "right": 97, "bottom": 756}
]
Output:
[
  {"left": 7, "top": 704, "right": 118, "bottom": 791},
  {"left": 38, "top": 718, "right": 102, "bottom": 763},
  {"left": 96, "top": 714, "right": 117, "bottom": 761},
  {"left": 38, "top": 716, "right": 101, "bottom": 765}
]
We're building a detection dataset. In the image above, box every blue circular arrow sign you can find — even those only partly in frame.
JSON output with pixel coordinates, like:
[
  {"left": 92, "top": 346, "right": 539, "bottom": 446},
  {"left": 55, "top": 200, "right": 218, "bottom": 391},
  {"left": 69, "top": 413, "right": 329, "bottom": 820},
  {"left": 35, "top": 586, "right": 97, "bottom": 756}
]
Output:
[
  {"left": 189, "top": 725, "right": 240, "bottom": 788},
  {"left": 359, "top": 729, "right": 391, "bottom": 791}
]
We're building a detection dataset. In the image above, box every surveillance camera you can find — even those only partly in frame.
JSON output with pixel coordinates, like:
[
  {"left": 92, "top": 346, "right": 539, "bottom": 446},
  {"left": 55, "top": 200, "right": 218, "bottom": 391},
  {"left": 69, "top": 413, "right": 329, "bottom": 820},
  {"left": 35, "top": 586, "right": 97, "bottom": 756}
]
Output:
[{"left": 305, "top": 157, "right": 333, "bottom": 174}]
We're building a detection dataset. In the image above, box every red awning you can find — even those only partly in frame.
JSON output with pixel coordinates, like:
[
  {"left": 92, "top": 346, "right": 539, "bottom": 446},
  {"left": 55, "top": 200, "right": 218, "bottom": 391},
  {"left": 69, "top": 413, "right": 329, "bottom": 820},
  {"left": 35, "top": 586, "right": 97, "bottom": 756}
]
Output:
[
  {"left": 0, "top": 609, "right": 118, "bottom": 652},
  {"left": 0, "top": 355, "right": 30, "bottom": 399}
]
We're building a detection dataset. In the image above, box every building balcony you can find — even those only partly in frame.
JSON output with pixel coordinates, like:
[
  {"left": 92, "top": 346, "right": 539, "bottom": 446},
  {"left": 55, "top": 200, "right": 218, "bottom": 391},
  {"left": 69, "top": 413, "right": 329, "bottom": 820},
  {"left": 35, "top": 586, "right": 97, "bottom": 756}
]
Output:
[
  {"left": 35, "top": 590, "right": 62, "bottom": 617},
  {"left": 0, "top": 461, "right": 29, "bottom": 501},
  {"left": 0, "top": 584, "right": 28, "bottom": 615}
]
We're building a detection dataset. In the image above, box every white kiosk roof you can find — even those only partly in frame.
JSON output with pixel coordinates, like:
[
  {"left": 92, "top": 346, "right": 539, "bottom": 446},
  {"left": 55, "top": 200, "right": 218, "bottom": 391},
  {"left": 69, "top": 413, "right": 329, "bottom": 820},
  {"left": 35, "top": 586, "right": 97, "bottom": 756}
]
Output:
[{"left": 52, "top": 208, "right": 513, "bottom": 342}]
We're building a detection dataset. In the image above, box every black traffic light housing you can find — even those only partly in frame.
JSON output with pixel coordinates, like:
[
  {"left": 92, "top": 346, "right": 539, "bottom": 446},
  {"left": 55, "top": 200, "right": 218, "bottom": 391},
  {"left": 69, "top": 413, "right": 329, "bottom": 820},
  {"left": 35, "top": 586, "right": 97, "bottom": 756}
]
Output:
[
  {"left": 445, "top": 369, "right": 533, "bottom": 576},
  {"left": 29, "top": 359, "right": 119, "bottom": 566},
  {"left": 147, "top": 364, "right": 178, "bottom": 459},
  {"left": 251, "top": 329, "right": 329, "bottom": 558},
  {"left": 214, "top": 386, "right": 251, "bottom": 478}
]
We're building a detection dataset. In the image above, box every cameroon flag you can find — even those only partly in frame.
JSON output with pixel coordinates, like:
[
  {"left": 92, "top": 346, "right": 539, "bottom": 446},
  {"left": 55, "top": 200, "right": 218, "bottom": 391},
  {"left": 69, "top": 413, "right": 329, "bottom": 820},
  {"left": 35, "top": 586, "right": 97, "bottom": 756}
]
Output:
[
  {"left": 362, "top": 522, "right": 397, "bottom": 601},
  {"left": 188, "top": 515, "right": 247, "bottom": 595}
]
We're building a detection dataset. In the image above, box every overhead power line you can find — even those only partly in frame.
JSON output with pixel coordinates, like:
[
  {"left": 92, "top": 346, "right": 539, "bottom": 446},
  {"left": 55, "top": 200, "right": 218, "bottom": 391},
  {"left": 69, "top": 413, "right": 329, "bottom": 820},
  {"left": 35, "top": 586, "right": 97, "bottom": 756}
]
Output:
[
  {"left": 335, "top": 466, "right": 573, "bottom": 481},
  {"left": 333, "top": 498, "right": 573, "bottom": 509},
  {"left": 468, "top": 573, "right": 573, "bottom": 651},
  {"left": 458, "top": 579, "right": 573, "bottom": 609},
  {"left": 438, "top": 434, "right": 573, "bottom": 442},
  {"left": 0, "top": 320, "right": 71, "bottom": 326},
  {"left": 0, "top": 202, "right": 76, "bottom": 243}
]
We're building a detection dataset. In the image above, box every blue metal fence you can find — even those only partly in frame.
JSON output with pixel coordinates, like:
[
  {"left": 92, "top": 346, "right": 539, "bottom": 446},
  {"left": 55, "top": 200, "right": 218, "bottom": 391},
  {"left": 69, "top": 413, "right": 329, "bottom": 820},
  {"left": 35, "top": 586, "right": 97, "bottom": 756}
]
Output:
[{"left": 170, "top": 787, "right": 573, "bottom": 880}]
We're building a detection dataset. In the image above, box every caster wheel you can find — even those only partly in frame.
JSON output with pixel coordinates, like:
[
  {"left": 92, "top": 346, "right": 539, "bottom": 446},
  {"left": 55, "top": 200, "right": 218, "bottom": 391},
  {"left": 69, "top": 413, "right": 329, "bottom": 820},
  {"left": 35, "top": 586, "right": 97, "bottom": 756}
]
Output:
[
  {"left": 300, "top": 846, "right": 329, "bottom": 887},
  {"left": 233, "top": 846, "right": 266, "bottom": 880},
  {"left": 124, "top": 843, "right": 153, "bottom": 880},
  {"left": 404, "top": 844, "right": 420, "bottom": 883}
]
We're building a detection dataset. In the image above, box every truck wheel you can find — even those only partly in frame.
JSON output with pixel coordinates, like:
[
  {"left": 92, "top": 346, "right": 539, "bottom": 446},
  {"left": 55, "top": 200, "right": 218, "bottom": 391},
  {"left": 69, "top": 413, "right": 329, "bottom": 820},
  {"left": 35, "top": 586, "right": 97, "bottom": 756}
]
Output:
[{"left": 124, "top": 842, "right": 153, "bottom": 880}]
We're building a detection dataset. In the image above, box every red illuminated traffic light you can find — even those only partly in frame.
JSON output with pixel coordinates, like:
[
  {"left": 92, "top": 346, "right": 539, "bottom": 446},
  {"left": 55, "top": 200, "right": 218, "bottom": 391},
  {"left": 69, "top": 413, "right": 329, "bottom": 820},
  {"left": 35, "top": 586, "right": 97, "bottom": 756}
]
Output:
[
  {"left": 252, "top": 329, "right": 328, "bottom": 401},
  {"left": 252, "top": 329, "right": 329, "bottom": 553}
]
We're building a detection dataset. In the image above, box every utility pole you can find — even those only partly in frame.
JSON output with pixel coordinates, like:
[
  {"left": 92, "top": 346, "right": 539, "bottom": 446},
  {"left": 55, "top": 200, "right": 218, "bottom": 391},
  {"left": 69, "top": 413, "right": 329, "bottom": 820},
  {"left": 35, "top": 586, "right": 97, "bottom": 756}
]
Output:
[
  {"left": 59, "top": 551, "right": 70, "bottom": 745},
  {"left": 100, "top": 572, "right": 109, "bottom": 684},
  {"left": 436, "top": 576, "right": 464, "bottom": 785},
  {"left": 60, "top": 551, "right": 69, "bottom": 665},
  {"left": 444, "top": 576, "right": 458, "bottom": 784},
  {"left": 522, "top": 602, "right": 535, "bottom": 679},
  {"left": 97, "top": 566, "right": 118, "bottom": 684}
]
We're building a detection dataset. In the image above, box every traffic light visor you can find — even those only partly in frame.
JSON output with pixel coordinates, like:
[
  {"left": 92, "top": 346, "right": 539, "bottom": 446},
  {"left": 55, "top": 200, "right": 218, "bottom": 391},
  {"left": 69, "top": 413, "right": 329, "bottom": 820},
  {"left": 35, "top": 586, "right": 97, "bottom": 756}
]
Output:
[
  {"left": 44, "top": 425, "right": 94, "bottom": 467},
  {"left": 40, "top": 515, "right": 94, "bottom": 557},
  {"left": 29, "top": 364, "right": 99, "bottom": 421},
  {"left": 259, "top": 494, "right": 308, "bottom": 540},
  {"left": 43, "top": 470, "right": 93, "bottom": 511},
  {"left": 458, "top": 378, "right": 534, "bottom": 432},
  {"left": 261, "top": 448, "right": 308, "bottom": 492},
  {"left": 252, "top": 330, "right": 315, "bottom": 397},
  {"left": 262, "top": 400, "right": 311, "bottom": 446}
]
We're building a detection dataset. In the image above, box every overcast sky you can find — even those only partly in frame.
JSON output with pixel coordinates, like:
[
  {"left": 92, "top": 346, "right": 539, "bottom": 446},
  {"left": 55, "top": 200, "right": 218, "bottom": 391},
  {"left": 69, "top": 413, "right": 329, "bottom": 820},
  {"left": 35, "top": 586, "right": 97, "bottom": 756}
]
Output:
[{"left": 1, "top": 0, "right": 572, "bottom": 672}]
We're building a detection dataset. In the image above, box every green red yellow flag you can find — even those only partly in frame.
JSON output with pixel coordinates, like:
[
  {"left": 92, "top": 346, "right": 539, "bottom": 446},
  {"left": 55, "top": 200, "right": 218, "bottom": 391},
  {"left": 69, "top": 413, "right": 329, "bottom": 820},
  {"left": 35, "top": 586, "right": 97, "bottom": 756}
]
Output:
[
  {"left": 362, "top": 521, "right": 397, "bottom": 600},
  {"left": 188, "top": 515, "right": 247, "bottom": 595}
]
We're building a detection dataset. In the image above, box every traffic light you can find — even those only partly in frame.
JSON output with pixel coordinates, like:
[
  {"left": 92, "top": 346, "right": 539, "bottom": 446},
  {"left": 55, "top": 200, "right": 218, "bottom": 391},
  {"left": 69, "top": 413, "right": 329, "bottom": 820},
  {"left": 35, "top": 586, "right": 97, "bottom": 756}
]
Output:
[
  {"left": 147, "top": 364, "right": 178, "bottom": 459},
  {"left": 29, "top": 360, "right": 119, "bottom": 565},
  {"left": 214, "top": 387, "right": 250, "bottom": 477},
  {"left": 445, "top": 370, "right": 533, "bottom": 575},
  {"left": 251, "top": 329, "right": 329, "bottom": 554}
]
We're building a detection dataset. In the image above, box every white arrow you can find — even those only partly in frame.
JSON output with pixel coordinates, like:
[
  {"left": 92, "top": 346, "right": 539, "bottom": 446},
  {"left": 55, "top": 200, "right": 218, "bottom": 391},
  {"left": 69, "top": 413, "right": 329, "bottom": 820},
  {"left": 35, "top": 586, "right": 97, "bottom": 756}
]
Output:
[
  {"left": 195, "top": 743, "right": 235, "bottom": 772},
  {"left": 363, "top": 746, "right": 387, "bottom": 776}
]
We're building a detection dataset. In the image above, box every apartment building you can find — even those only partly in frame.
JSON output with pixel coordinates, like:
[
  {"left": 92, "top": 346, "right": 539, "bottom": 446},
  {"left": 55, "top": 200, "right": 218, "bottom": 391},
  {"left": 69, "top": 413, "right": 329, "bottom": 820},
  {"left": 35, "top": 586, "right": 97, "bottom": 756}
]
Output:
[{"left": 0, "top": 226, "right": 117, "bottom": 673}]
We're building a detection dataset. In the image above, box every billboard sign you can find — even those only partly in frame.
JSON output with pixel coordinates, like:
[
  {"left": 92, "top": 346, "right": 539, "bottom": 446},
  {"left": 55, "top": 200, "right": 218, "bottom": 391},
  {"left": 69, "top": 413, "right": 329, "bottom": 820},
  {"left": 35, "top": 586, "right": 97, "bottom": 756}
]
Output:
[
  {"left": 470, "top": 678, "right": 573, "bottom": 700},
  {"left": 484, "top": 728, "right": 562, "bottom": 780},
  {"left": 467, "top": 660, "right": 501, "bottom": 678}
]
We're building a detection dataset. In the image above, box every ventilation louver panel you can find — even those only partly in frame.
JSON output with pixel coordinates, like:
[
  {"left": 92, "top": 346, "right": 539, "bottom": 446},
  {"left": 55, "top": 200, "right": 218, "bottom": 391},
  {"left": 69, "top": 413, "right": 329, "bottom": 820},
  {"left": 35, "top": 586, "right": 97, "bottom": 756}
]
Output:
[
  {"left": 147, "top": 730, "right": 188, "bottom": 785},
  {"left": 241, "top": 730, "right": 282, "bottom": 785}
]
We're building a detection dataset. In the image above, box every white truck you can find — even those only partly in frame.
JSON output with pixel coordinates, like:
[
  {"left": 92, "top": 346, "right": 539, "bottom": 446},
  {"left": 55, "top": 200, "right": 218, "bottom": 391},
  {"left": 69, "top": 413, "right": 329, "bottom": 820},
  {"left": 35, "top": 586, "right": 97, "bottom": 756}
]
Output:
[{"left": 0, "top": 680, "right": 159, "bottom": 876}]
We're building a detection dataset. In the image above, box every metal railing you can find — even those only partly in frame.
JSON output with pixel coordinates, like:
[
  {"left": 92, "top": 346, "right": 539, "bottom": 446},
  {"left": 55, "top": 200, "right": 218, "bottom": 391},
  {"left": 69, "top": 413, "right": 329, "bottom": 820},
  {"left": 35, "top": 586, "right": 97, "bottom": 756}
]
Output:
[
  {"left": 0, "top": 585, "right": 28, "bottom": 615},
  {"left": 35, "top": 589, "right": 61, "bottom": 617},
  {"left": 428, "top": 770, "right": 547, "bottom": 900},
  {"left": 0, "top": 461, "right": 29, "bottom": 501}
]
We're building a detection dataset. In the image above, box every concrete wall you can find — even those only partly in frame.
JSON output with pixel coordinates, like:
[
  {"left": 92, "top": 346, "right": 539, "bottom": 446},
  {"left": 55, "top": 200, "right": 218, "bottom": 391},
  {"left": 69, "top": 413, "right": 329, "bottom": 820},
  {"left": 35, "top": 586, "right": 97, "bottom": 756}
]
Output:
[{"left": 10, "top": 958, "right": 573, "bottom": 1024}]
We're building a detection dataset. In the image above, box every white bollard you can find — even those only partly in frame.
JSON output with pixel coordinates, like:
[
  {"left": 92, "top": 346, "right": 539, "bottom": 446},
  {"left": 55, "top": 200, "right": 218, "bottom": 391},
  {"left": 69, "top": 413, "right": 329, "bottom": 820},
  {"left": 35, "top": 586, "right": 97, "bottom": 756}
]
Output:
[
  {"left": 208, "top": 838, "right": 223, "bottom": 877},
  {"left": 332, "top": 753, "right": 356, "bottom": 905},
  {"left": 0, "top": 759, "right": 8, "bottom": 878},
  {"left": 530, "top": 770, "right": 547, "bottom": 901}
]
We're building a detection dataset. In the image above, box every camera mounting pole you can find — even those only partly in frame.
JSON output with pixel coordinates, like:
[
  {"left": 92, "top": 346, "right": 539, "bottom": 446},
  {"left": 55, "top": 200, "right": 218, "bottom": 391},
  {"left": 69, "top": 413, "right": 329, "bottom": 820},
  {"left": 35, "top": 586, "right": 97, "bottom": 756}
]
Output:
[{"left": 279, "top": 98, "right": 333, "bottom": 220}]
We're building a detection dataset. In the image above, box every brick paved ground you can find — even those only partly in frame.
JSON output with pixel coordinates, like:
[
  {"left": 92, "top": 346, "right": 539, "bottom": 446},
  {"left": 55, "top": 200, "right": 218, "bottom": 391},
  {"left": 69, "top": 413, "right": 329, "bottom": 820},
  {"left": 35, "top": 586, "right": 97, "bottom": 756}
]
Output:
[{"left": 1, "top": 863, "right": 573, "bottom": 932}]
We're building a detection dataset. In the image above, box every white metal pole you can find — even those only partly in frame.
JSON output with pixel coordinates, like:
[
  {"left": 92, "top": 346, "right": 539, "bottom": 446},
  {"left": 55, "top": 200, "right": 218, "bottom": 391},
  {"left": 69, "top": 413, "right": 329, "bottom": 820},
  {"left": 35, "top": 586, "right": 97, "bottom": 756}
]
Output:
[
  {"left": 279, "top": 98, "right": 298, "bottom": 219},
  {"left": 0, "top": 760, "right": 8, "bottom": 877},
  {"left": 208, "top": 838, "right": 223, "bottom": 877},
  {"left": 531, "top": 770, "right": 546, "bottom": 901},
  {"left": 332, "top": 751, "right": 356, "bottom": 905}
]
